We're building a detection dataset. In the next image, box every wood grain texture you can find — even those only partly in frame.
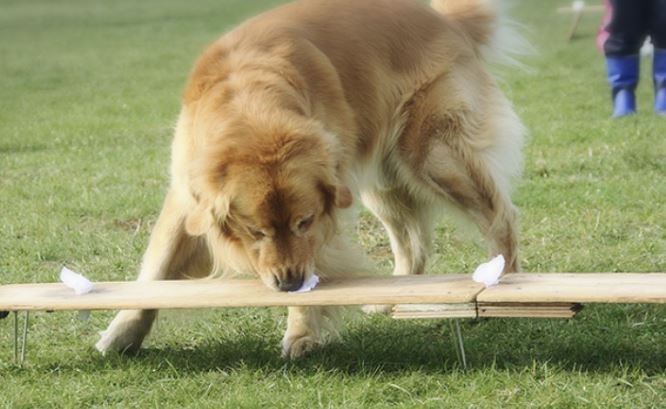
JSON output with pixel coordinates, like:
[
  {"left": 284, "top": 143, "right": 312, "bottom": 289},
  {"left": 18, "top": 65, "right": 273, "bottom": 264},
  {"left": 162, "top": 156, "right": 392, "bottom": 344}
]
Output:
[
  {"left": 392, "top": 303, "right": 477, "bottom": 319},
  {"left": 556, "top": 5, "right": 604, "bottom": 14},
  {"left": 3, "top": 273, "right": 666, "bottom": 314},
  {"left": 0, "top": 275, "right": 484, "bottom": 311},
  {"left": 477, "top": 273, "right": 666, "bottom": 304},
  {"left": 478, "top": 302, "right": 582, "bottom": 318}
]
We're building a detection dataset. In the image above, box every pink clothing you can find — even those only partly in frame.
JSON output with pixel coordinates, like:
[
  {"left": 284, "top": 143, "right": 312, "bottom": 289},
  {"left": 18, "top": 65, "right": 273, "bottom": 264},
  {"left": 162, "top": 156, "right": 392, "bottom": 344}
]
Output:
[{"left": 596, "top": 0, "right": 613, "bottom": 52}]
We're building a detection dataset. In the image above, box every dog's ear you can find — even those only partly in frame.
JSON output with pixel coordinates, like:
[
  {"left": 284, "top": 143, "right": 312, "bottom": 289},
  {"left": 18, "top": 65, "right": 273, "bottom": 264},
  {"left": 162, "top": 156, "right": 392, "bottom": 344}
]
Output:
[
  {"left": 185, "top": 195, "right": 231, "bottom": 236},
  {"left": 185, "top": 194, "right": 231, "bottom": 236},
  {"left": 335, "top": 185, "right": 353, "bottom": 208},
  {"left": 320, "top": 182, "right": 353, "bottom": 210},
  {"left": 185, "top": 200, "right": 213, "bottom": 236},
  {"left": 312, "top": 127, "right": 352, "bottom": 209}
]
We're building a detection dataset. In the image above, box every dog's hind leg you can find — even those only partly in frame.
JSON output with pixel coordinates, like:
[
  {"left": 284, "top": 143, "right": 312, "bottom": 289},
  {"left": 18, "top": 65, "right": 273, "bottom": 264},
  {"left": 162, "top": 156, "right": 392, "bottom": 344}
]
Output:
[
  {"left": 398, "top": 71, "right": 524, "bottom": 274},
  {"left": 96, "top": 189, "right": 210, "bottom": 354},
  {"left": 417, "top": 134, "right": 521, "bottom": 273},
  {"left": 361, "top": 187, "right": 435, "bottom": 314}
]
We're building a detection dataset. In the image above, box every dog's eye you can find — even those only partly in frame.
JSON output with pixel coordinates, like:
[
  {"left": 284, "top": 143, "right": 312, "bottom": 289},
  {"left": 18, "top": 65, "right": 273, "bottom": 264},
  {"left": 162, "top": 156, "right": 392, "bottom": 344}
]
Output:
[
  {"left": 248, "top": 226, "right": 266, "bottom": 240},
  {"left": 297, "top": 215, "right": 314, "bottom": 232}
]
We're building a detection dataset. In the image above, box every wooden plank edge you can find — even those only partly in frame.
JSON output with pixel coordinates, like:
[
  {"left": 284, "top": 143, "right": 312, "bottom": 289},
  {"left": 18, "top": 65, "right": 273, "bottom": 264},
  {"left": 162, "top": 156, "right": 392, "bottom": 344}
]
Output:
[
  {"left": 478, "top": 302, "right": 583, "bottom": 318},
  {"left": 557, "top": 5, "right": 604, "bottom": 14},
  {"left": 392, "top": 310, "right": 476, "bottom": 320},
  {"left": 0, "top": 275, "right": 486, "bottom": 311},
  {"left": 392, "top": 303, "right": 477, "bottom": 319}
]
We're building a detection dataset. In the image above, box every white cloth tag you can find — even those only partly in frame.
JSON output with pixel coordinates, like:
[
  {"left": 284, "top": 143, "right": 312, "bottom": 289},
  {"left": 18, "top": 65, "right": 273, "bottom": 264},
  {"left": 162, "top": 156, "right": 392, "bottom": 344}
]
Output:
[
  {"left": 472, "top": 255, "right": 505, "bottom": 287},
  {"left": 60, "top": 266, "right": 94, "bottom": 295},
  {"left": 289, "top": 273, "right": 320, "bottom": 293}
]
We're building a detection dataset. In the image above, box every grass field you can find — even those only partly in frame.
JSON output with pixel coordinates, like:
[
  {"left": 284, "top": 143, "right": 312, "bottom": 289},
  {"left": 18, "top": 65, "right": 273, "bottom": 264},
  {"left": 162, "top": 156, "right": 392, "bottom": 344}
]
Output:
[{"left": 1, "top": 0, "right": 665, "bottom": 407}]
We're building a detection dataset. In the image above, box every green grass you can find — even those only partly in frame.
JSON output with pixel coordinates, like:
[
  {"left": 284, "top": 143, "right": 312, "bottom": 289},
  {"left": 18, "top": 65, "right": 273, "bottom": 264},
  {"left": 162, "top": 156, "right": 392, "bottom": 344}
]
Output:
[{"left": 1, "top": 0, "right": 665, "bottom": 407}]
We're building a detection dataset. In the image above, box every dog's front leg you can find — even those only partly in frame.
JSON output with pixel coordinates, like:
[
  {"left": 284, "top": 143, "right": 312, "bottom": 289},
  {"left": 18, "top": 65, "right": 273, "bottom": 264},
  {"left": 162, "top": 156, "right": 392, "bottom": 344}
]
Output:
[
  {"left": 282, "top": 306, "right": 322, "bottom": 359},
  {"left": 96, "top": 189, "right": 202, "bottom": 354},
  {"left": 95, "top": 309, "right": 157, "bottom": 355},
  {"left": 282, "top": 237, "right": 366, "bottom": 359},
  {"left": 282, "top": 305, "right": 346, "bottom": 359}
]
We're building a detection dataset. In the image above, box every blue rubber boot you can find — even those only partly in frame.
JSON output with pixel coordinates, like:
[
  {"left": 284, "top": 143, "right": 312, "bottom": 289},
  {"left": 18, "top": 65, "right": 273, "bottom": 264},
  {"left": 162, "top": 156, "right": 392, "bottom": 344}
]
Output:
[
  {"left": 654, "top": 50, "right": 666, "bottom": 115},
  {"left": 612, "top": 89, "right": 636, "bottom": 117},
  {"left": 606, "top": 56, "right": 639, "bottom": 117}
]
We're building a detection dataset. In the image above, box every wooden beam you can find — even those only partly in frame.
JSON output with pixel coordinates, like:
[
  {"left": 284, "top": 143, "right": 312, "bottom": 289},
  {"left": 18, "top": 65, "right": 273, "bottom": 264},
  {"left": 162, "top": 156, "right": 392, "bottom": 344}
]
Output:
[
  {"left": 0, "top": 275, "right": 484, "bottom": 312},
  {"left": 476, "top": 273, "right": 666, "bottom": 304},
  {"left": 1, "top": 273, "right": 665, "bottom": 319},
  {"left": 392, "top": 303, "right": 477, "bottom": 319},
  {"left": 478, "top": 302, "right": 583, "bottom": 318},
  {"left": 557, "top": 5, "right": 604, "bottom": 14},
  {"left": 567, "top": 10, "right": 584, "bottom": 41},
  {"left": 556, "top": 4, "right": 604, "bottom": 41}
]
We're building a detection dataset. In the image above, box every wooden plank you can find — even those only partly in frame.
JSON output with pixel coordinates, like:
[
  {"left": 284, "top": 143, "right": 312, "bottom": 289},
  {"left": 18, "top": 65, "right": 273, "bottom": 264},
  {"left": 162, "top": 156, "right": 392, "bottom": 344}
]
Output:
[
  {"left": 3, "top": 273, "right": 666, "bottom": 315},
  {"left": 567, "top": 10, "right": 584, "bottom": 41},
  {"left": 557, "top": 5, "right": 604, "bottom": 14},
  {"left": 478, "top": 302, "right": 582, "bottom": 319},
  {"left": 556, "top": 4, "right": 604, "bottom": 41},
  {"left": 391, "top": 302, "right": 580, "bottom": 319},
  {"left": 392, "top": 303, "right": 477, "bottom": 319},
  {"left": 0, "top": 275, "right": 484, "bottom": 312},
  {"left": 477, "top": 273, "right": 666, "bottom": 304},
  {"left": 392, "top": 311, "right": 475, "bottom": 319}
]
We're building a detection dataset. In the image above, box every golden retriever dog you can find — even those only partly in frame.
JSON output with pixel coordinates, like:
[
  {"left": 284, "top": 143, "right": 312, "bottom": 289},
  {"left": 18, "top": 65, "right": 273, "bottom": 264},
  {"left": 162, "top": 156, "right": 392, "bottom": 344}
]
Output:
[{"left": 96, "top": 0, "right": 525, "bottom": 359}]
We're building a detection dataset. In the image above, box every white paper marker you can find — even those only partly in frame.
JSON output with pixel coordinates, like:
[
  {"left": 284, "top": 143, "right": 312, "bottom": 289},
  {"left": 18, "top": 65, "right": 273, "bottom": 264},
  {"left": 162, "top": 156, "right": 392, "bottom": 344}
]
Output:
[
  {"left": 60, "top": 266, "right": 94, "bottom": 295},
  {"left": 572, "top": 1, "right": 585, "bottom": 12},
  {"left": 289, "top": 273, "right": 320, "bottom": 293},
  {"left": 472, "top": 255, "right": 505, "bottom": 287}
]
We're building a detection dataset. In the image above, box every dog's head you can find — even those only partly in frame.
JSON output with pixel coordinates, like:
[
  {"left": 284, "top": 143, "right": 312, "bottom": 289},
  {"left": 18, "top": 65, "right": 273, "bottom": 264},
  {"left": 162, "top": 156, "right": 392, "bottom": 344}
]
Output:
[{"left": 185, "top": 115, "right": 351, "bottom": 291}]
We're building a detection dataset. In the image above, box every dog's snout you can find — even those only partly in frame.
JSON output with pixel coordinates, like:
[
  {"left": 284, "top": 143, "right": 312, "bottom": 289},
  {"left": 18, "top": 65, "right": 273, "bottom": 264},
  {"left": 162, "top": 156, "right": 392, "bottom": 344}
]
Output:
[{"left": 275, "top": 269, "right": 304, "bottom": 292}]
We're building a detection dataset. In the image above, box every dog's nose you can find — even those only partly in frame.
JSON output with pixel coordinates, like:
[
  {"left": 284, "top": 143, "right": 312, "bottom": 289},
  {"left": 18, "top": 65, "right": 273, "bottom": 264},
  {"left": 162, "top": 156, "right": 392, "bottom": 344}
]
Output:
[{"left": 276, "top": 270, "right": 304, "bottom": 292}]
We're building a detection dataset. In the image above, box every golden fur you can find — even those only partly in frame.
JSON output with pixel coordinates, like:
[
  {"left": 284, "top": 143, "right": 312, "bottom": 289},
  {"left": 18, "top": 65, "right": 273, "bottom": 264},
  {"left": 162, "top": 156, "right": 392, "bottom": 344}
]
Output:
[{"left": 97, "top": 0, "right": 525, "bottom": 359}]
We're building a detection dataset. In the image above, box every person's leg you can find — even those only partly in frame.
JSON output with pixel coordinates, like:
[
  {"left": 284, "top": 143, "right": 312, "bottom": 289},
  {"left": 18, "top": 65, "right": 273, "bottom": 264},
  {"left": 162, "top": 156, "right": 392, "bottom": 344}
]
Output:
[
  {"left": 604, "top": 0, "right": 649, "bottom": 116},
  {"left": 650, "top": 0, "right": 666, "bottom": 114}
]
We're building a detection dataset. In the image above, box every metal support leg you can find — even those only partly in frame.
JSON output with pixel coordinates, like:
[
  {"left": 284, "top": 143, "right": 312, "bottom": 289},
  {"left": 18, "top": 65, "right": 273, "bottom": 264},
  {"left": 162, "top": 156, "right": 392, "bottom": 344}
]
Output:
[
  {"left": 449, "top": 319, "right": 467, "bottom": 369},
  {"left": 567, "top": 10, "right": 583, "bottom": 41},
  {"left": 455, "top": 320, "right": 467, "bottom": 369},
  {"left": 14, "top": 311, "right": 19, "bottom": 363},
  {"left": 13, "top": 311, "right": 29, "bottom": 366},
  {"left": 20, "top": 311, "right": 29, "bottom": 366}
]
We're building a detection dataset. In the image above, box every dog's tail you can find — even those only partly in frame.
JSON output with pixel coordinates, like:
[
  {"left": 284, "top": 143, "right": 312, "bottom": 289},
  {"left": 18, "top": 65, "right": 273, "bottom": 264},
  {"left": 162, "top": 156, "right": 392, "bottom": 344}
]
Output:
[{"left": 431, "top": 0, "right": 530, "bottom": 66}]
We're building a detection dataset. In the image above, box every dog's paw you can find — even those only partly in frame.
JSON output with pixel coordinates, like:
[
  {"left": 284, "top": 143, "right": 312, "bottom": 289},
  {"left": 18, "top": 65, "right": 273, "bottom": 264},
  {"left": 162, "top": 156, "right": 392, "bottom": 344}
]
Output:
[
  {"left": 95, "top": 311, "right": 153, "bottom": 355},
  {"left": 361, "top": 304, "right": 393, "bottom": 315},
  {"left": 281, "top": 334, "right": 321, "bottom": 360}
]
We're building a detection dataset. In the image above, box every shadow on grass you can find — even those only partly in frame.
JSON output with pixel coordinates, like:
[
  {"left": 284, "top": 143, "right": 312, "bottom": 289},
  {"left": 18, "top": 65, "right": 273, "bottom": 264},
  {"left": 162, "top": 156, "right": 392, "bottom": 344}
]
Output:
[
  {"left": 0, "top": 143, "right": 49, "bottom": 154},
  {"left": 83, "top": 305, "right": 666, "bottom": 375}
]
